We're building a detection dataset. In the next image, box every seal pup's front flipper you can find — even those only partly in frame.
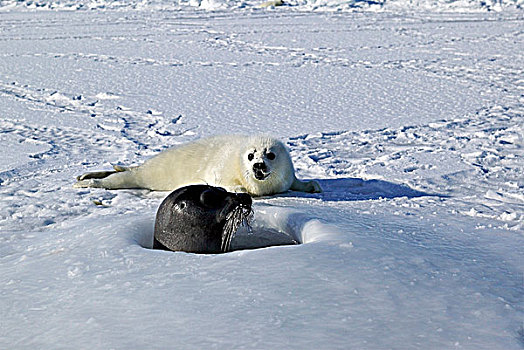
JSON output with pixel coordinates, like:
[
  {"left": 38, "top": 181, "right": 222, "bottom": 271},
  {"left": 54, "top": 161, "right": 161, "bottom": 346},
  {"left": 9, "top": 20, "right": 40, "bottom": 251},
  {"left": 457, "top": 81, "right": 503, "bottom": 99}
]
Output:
[
  {"left": 290, "top": 178, "right": 322, "bottom": 193},
  {"left": 256, "top": 0, "right": 283, "bottom": 7}
]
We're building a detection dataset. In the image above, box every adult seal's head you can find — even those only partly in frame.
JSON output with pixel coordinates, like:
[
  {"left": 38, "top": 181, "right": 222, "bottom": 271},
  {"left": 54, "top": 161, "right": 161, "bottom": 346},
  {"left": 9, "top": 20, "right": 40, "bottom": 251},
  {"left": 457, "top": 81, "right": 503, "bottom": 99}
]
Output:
[{"left": 154, "top": 185, "right": 253, "bottom": 253}]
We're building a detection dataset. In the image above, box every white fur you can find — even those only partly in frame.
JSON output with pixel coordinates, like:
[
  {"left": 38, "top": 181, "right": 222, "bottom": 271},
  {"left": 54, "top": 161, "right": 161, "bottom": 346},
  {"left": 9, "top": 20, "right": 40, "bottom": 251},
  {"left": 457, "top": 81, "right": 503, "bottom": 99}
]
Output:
[{"left": 74, "top": 135, "right": 322, "bottom": 197}]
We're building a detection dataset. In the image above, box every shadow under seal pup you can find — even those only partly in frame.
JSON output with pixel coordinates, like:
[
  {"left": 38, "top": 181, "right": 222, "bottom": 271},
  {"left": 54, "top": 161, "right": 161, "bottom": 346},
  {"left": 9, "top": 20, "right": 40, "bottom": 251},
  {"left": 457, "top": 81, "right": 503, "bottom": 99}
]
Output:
[{"left": 154, "top": 185, "right": 253, "bottom": 253}]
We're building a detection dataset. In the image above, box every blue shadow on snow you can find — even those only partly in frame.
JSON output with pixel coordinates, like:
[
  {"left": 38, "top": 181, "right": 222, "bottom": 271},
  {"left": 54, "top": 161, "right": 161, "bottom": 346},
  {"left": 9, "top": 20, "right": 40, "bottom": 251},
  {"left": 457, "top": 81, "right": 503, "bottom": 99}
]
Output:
[{"left": 278, "top": 177, "right": 438, "bottom": 202}]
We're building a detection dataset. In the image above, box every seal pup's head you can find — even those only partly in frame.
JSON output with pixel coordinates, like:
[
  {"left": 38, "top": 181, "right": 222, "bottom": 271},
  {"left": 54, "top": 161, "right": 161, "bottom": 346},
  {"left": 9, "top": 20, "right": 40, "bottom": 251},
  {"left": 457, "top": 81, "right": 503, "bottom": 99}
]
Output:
[
  {"left": 240, "top": 136, "right": 295, "bottom": 196},
  {"left": 154, "top": 185, "right": 252, "bottom": 253}
]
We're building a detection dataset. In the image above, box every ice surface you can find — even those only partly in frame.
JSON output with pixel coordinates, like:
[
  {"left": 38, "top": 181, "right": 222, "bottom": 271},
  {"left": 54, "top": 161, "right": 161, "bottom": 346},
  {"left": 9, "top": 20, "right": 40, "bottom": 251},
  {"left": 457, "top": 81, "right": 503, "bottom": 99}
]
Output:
[
  {"left": 0, "top": 0, "right": 522, "bottom": 11},
  {"left": 1, "top": 4, "right": 523, "bottom": 350}
]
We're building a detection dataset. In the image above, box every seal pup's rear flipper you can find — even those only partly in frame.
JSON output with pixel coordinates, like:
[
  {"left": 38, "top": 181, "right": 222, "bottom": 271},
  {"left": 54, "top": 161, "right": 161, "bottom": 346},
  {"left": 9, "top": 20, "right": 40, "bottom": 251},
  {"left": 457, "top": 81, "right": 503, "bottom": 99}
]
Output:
[
  {"left": 75, "top": 164, "right": 133, "bottom": 181},
  {"left": 74, "top": 165, "right": 139, "bottom": 189},
  {"left": 76, "top": 170, "right": 117, "bottom": 181}
]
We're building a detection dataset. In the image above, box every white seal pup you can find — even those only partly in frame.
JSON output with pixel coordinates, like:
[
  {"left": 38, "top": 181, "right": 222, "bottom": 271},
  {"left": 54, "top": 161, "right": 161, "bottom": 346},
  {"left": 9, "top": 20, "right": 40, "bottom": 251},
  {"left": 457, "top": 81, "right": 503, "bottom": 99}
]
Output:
[{"left": 74, "top": 135, "right": 322, "bottom": 197}]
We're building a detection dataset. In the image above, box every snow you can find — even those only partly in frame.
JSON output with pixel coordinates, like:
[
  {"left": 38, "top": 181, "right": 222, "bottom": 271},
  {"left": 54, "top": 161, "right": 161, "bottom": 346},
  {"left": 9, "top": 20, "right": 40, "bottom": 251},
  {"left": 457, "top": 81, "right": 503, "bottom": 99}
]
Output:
[
  {"left": 0, "top": 0, "right": 522, "bottom": 11},
  {"left": 1, "top": 2, "right": 523, "bottom": 349}
]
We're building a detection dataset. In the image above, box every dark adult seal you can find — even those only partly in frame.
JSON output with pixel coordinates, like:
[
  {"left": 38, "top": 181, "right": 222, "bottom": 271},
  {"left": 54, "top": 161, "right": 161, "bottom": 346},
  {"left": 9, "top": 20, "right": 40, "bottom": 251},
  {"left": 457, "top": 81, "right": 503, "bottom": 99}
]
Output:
[{"left": 154, "top": 185, "right": 253, "bottom": 253}]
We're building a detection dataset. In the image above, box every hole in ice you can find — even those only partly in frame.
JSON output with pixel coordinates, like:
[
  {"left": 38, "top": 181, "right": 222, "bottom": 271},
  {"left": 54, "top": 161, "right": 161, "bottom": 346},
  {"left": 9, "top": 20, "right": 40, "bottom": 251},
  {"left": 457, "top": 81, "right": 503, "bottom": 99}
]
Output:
[
  {"left": 134, "top": 204, "right": 339, "bottom": 253},
  {"left": 230, "top": 219, "right": 299, "bottom": 251}
]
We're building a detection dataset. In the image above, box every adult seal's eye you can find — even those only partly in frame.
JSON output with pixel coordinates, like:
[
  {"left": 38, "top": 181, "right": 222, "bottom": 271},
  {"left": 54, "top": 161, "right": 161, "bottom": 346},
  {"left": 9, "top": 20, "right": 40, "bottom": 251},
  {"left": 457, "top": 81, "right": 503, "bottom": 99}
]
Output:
[
  {"left": 200, "top": 189, "right": 224, "bottom": 208},
  {"left": 247, "top": 153, "right": 254, "bottom": 161},
  {"left": 266, "top": 152, "right": 275, "bottom": 160}
]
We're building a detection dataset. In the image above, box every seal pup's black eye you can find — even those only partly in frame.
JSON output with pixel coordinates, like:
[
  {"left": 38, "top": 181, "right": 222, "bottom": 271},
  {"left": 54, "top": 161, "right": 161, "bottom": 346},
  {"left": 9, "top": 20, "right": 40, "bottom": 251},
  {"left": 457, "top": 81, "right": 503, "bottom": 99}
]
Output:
[
  {"left": 247, "top": 153, "right": 254, "bottom": 161},
  {"left": 266, "top": 152, "right": 275, "bottom": 160}
]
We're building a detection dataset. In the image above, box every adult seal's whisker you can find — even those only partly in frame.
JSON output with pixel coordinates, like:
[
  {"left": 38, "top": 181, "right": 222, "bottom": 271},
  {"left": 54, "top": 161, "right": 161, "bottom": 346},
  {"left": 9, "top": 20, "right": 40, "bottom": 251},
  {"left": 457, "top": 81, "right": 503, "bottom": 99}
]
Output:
[{"left": 221, "top": 204, "right": 253, "bottom": 252}]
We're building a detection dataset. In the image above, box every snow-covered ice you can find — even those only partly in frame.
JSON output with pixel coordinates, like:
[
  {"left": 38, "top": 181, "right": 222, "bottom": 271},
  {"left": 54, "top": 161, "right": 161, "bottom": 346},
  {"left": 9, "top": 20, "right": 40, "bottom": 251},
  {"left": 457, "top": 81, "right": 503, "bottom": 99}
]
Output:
[{"left": 1, "top": 1, "right": 523, "bottom": 349}]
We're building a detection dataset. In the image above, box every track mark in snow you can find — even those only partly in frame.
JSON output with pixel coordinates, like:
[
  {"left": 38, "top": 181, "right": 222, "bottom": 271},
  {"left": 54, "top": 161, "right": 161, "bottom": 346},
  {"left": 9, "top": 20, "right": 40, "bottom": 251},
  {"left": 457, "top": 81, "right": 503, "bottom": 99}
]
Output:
[
  {"left": 1, "top": 79, "right": 196, "bottom": 151},
  {"left": 0, "top": 115, "right": 188, "bottom": 233},
  {"left": 289, "top": 104, "right": 523, "bottom": 230}
]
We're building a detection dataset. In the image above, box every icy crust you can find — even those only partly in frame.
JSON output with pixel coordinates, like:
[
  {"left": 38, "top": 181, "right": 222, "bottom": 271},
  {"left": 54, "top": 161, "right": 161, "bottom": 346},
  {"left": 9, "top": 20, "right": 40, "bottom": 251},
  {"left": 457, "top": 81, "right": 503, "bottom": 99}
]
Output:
[
  {"left": 288, "top": 104, "right": 524, "bottom": 232},
  {"left": 2, "top": 197, "right": 523, "bottom": 349},
  {"left": 0, "top": 0, "right": 522, "bottom": 12}
]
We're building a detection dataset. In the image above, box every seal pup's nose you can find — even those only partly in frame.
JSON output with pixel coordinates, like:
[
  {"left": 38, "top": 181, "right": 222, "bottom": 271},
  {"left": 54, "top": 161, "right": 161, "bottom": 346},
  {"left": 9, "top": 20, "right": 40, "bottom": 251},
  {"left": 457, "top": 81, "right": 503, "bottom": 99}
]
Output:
[{"left": 253, "top": 162, "right": 267, "bottom": 171}]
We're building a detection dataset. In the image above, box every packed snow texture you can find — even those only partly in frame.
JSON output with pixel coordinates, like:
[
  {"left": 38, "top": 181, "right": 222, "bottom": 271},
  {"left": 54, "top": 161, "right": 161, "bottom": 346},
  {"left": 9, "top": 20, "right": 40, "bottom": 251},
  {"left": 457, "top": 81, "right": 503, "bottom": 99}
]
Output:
[
  {"left": 0, "top": 0, "right": 523, "bottom": 11},
  {"left": 0, "top": 3, "right": 523, "bottom": 350}
]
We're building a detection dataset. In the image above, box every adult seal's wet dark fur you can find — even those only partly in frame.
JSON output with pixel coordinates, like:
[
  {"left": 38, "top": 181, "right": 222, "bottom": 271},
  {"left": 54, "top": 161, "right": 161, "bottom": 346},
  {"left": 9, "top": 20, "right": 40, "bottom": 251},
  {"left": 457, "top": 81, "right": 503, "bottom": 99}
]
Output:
[{"left": 154, "top": 185, "right": 253, "bottom": 253}]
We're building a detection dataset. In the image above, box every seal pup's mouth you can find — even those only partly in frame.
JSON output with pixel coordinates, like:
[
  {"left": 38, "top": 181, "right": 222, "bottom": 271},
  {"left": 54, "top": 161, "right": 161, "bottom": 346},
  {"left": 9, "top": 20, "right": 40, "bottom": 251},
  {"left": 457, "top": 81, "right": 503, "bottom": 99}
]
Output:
[
  {"left": 253, "top": 162, "right": 270, "bottom": 181},
  {"left": 254, "top": 170, "right": 269, "bottom": 180}
]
